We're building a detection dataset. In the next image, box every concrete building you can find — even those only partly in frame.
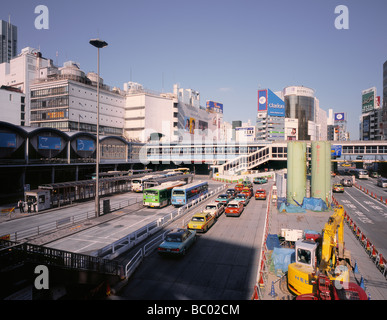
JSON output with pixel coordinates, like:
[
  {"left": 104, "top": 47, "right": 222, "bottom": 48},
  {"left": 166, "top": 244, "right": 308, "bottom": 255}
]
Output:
[
  {"left": 382, "top": 60, "right": 387, "bottom": 139},
  {"left": 0, "top": 85, "right": 25, "bottom": 126},
  {"left": 29, "top": 61, "right": 125, "bottom": 135},
  {"left": 0, "top": 47, "right": 54, "bottom": 125},
  {"left": 0, "top": 19, "right": 17, "bottom": 64},
  {"left": 360, "top": 87, "right": 383, "bottom": 140}
]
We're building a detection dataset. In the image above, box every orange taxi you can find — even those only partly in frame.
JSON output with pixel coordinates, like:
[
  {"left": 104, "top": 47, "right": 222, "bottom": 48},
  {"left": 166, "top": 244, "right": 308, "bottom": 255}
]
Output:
[
  {"left": 234, "top": 184, "right": 244, "bottom": 193},
  {"left": 225, "top": 200, "right": 244, "bottom": 217},
  {"left": 241, "top": 187, "right": 253, "bottom": 199},
  {"left": 255, "top": 189, "right": 267, "bottom": 200}
]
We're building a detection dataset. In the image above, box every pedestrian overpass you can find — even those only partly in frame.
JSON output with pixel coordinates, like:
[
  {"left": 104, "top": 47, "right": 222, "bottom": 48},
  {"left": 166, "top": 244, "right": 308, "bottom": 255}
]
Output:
[{"left": 144, "top": 140, "right": 387, "bottom": 174}]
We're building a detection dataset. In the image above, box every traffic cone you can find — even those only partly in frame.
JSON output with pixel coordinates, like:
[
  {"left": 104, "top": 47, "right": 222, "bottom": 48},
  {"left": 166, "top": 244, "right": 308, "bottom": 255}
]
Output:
[
  {"left": 360, "top": 277, "right": 365, "bottom": 290},
  {"left": 269, "top": 281, "right": 277, "bottom": 298},
  {"left": 353, "top": 261, "right": 359, "bottom": 274}
]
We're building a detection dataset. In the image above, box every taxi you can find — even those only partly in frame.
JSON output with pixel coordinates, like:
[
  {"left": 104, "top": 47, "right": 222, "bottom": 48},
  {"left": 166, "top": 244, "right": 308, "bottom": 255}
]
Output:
[
  {"left": 158, "top": 228, "right": 196, "bottom": 256},
  {"left": 332, "top": 183, "right": 344, "bottom": 193},
  {"left": 234, "top": 193, "right": 250, "bottom": 206},
  {"left": 253, "top": 177, "right": 268, "bottom": 184},
  {"left": 241, "top": 187, "right": 253, "bottom": 199},
  {"left": 234, "top": 184, "right": 244, "bottom": 192},
  {"left": 225, "top": 200, "right": 244, "bottom": 217},
  {"left": 255, "top": 189, "right": 267, "bottom": 200},
  {"left": 188, "top": 212, "right": 215, "bottom": 233},
  {"left": 215, "top": 193, "right": 231, "bottom": 205}
]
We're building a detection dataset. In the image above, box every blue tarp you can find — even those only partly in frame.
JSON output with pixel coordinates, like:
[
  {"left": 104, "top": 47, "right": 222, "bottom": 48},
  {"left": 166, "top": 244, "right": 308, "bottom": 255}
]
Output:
[
  {"left": 266, "top": 234, "right": 281, "bottom": 250},
  {"left": 301, "top": 197, "right": 328, "bottom": 212},
  {"left": 271, "top": 247, "right": 295, "bottom": 273},
  {"left": 279, "top": 202, "right": 306, "bottom": 213}
]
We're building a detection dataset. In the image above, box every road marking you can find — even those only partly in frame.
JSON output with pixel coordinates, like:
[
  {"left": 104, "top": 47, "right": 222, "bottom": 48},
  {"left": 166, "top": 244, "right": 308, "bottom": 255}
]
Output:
[{"left": 345, "top": 191, "right": 370, "bottom": 212}]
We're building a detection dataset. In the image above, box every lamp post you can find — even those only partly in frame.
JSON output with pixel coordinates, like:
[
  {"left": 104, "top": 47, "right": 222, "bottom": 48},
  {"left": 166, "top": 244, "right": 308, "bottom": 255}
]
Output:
[{"left": 89, "top": 38, "right": 108, "bottom": 217}]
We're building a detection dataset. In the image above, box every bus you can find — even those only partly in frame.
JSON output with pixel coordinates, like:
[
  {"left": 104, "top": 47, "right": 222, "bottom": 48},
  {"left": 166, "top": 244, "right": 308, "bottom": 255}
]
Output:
[
  {"left": 171, "top": 181, "right": 209, "bottom": 206},
  {"left": 349, "top": 169, "right": 369, "bottom": 179},
  {"left": 143, "top": 180, "right": 186, "bottom": 208},
  {"left": 164, "top": 168, "right": 190, "bottom": 175},
  {"left": 131, "top": 175, "right": 160, "bottom": 192}
]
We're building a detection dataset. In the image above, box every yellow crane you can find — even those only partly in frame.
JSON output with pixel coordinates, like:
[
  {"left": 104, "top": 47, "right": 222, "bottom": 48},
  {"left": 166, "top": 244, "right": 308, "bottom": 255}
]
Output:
[{"left": 287, "top": 205, "right": 351, "bottom": 296}]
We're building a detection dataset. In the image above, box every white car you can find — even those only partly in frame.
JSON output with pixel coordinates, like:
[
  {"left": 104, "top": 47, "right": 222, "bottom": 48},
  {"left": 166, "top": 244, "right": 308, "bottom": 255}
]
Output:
[
  {"left": 203, "top": 202, "right": 224, "bottom": 219},
  {"left": 377, "top": 177, "right": 387, "bottom": 188}
]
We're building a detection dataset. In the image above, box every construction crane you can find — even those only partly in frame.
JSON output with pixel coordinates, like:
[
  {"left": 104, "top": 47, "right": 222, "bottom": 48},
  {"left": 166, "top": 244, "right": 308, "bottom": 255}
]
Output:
[{"left": 287, "top": 205, "right": 352, "bottom": 296}]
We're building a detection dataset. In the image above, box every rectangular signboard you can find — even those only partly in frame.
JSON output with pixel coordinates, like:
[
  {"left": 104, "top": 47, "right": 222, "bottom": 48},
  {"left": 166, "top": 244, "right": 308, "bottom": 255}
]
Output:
[
  {"left": 38, "top": 136, "right": 61, "bottom": 150},
  {"left": 258, "top": 90, "right": 268, "bottom": 111},
  {"left": 77, "top": 139, "right": 94, "bottom": 151},
  {"left": 0, "top": 133, "right": 16, "bottom": 148}
]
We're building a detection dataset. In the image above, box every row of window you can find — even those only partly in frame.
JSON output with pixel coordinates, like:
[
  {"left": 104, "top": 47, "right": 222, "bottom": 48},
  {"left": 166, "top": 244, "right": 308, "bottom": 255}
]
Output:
[{"left": 31, "top": 85, "right": 69, "bottom": 98}]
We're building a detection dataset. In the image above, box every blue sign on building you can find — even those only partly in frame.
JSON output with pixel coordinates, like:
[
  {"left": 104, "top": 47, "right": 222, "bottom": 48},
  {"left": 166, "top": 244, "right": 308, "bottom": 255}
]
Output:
[
  {"left": 267, "top": 89, "right": 285, "bottom": 117},
  {"left": 38, "top": 136, "right": 61, "bottom": 150},
  {"left": 77, "top": 139, "right": 95, "bottom": 151}
]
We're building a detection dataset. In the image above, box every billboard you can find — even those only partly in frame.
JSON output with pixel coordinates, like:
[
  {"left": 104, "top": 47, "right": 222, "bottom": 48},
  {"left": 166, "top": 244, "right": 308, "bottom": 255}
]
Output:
[
  {"left": 184, "top": 116, "right": 196, "bottom": 134},
  {"left": 38, "top": 136, "right": 61, "bottom": 150},
  {"left": 77, "top": 139, "right": 94, "bottom": 151},
  {"left": 267, "top": 90, "right": 285, "bottom": 117},
  {"left": 206, "top": 101, "right": 223, "bottom": 114},
  {"left": 0, "top": 133, "right": 16, "bottom": 148},
  {"left": 334, "top": 112, "right": 345, "bottom": 122},
  {"left": 331, "top": 145, "right": 342, "bottom": 157},
  {"left": 258, "top": 89, "right": 285, "bottom": 116},
  {"left": 362, "top": 87, "right": 376, "bottom": 114},
  {"left": 258, "top": 90, "right": 268, "bottom": 111}
]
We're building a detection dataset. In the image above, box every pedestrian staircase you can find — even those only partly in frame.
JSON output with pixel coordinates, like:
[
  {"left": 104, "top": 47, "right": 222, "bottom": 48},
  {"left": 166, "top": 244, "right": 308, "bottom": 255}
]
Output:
[{"left": 214, "top": 145, "right": 271, "bottom": 174}]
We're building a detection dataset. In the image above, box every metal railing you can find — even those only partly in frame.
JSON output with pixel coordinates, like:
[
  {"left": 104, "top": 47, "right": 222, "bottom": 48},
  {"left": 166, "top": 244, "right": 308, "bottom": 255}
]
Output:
[{"left": 2, "top": 197, "right": 142, "bottom": 242}]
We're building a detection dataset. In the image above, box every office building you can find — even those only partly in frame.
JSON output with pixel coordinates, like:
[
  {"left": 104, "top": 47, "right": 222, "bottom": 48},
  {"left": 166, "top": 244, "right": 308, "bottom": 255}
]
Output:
[
  {"left": 0, "top": 85, "right": 25, "bottom": 126},
  {"left": 0, "top": 19, "right": 17, "bottom": 64},
  {"left": 360, "top": 87, "right": 383, "bottom": 140}
]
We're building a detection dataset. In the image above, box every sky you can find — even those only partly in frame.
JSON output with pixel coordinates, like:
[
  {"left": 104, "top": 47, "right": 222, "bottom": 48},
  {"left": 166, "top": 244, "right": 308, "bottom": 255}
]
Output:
[{"left": 3, "top": 0, "right": 387, "bottom": 139}]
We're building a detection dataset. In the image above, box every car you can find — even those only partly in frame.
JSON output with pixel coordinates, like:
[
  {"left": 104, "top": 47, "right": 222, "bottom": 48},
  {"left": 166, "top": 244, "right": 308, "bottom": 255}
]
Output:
[
  {"left": 188, "top": 212, "right": 215, "bottom": 233},
  {"left": 242, "top": 180, "right": 253, "bottom": 188},
  {"left": 234, "top": 184, "right": 244, "bottom": 192},
  {"left": 255, "top": 189, "right": 267, "bottom": 200},
  {"left": 215, "top": 193, "right": 231, "bottom": 205},
  {"left": 203, "top": 202, "right": 224, "bottom": 218},
  {"left": 226, "top": 188, "right": 237, "bottom": 199},
  {"left": 371, "top": 172, "right": 380, "bottom": 178},
  {"left": 377, "top": 177, "right": 387, "bottom": 188},
  {"left": 332, "top": 183, "right": 344, "bottom": 193},
  {"left": 234, "top": 193, "right": 250, "bottom": 206},
  {"left": 253, "top": 177, "right": 268, "bottom": 184},
  {"left": 158, "top": 228, "right": 196, "bottom": 256},
  {"left": 241, "top": 187, "right": 253, "bottom": 199},
  {"left": 340, "top": 178, "right": 353, "bottom": 187},
  {"left": 225, "top": 200, "right": 244, "bottom": 217}
]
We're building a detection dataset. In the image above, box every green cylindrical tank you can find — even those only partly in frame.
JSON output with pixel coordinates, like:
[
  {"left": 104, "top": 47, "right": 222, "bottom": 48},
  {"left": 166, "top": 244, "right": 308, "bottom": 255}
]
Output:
[
  {"left": 311, "top": 141, "right": 331, "bottom": 205},
  {"left": 287, "top": 141, "right": 307, "bottom": 205}
]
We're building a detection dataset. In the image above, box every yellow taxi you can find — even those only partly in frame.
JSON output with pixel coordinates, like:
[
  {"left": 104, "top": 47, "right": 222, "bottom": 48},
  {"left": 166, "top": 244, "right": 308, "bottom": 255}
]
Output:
[{"left": 188, "top": 212, "right": 215, "bottom": 233}]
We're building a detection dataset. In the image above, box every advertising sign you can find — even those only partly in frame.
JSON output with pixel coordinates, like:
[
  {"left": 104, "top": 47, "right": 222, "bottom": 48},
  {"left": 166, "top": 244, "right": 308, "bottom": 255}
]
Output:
[
  {"left": 258, "top": 90, "right": 268, "bottom": 111},
  {"left": 267, "top": 89, "right": 285, "bottom": 117},
  {"left": 334, "top": 112, "right": 345, "bottom": 122},
  {"left": 38, "top": 136, "right": 61, "bottom": 150},
  {"left": 184, "top": 116, "right": 196, "bottom": 134},
  {"left": 206, "top": 101, "right": 223, "bottom": 114},
  {"left": 0, "top": 133, "right": 16, "bottom": 148},
  {"left": 331, "top": 145, "right": 342, "bottom": 157},
  {"left": 77, "top": 139, "right": 94, "bottom": 151},
  {"left": 362, "top": 87, "right": 376, "bottom": 114}
]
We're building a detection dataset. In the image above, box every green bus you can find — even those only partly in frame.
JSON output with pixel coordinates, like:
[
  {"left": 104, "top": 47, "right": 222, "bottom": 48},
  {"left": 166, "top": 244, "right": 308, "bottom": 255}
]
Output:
[{"left": 143, "top": 180, "right": 186, "bottom": 208}]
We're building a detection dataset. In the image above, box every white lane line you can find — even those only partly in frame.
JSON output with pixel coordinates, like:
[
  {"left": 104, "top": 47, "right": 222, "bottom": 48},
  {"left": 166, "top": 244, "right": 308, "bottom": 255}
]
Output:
[{"left": 344, "top": 190, "right": 370, "bottom": 212}]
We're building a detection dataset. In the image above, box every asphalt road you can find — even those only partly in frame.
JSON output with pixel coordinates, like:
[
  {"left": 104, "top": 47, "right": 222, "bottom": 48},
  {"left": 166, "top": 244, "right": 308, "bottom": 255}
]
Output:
[
  {"left": 332, "top": 176, "right": 387, "bottom": 260},
  {"left": 113, "top": 183, "right": 271, "bottom": 300}
]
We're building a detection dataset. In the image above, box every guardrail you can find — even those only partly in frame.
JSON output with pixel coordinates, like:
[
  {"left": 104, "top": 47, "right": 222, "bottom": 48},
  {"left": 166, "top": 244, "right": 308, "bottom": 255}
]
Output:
[
  {"left": 116, "top": 184, "right": 227, "bottom": 279},
  {"left": 1, "top": 197, "right": 142, "bottom": 242},
  {"left": 332, "top": 196, "right": 387, "bottom": 280},
  {"left": 251, "top": 186, "right": 273, "bottom": 300}
]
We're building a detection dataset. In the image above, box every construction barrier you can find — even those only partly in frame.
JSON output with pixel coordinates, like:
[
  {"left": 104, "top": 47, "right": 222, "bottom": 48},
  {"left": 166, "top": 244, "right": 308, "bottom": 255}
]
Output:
[
  {"left": 251, "top": 186, "right": 273, "bottom": 300},
  {"left": 332, "top": 195, "right": 387, "bottom": 280},
  {"left": 354, "top": 183, "right": 387, "bottom": 207}
]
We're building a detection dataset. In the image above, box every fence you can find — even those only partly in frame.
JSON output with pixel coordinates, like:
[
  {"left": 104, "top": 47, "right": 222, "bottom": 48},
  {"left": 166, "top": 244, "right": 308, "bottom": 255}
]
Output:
[
  {"left": 332, "top": 196, "right": 387, "bottom": 279},
  {"left": 2, "top": 197, "right": 142, "bottom": 242},
  {"left": 251, "top": 186, "right": 273, "bottom": 300},
  {"left": 119, "top": 184, "right": 227, "bottom": 279}
]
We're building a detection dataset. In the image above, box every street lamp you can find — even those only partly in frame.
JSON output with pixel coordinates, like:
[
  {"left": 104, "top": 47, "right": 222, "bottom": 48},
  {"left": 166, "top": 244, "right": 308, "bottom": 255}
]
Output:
[{"left": 89, "top": 38, "right": 108, "bottom": 217}]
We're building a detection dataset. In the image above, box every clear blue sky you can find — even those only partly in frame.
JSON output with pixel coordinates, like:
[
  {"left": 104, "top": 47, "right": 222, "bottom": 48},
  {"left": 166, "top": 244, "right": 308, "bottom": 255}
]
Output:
[{"left": 3, "top": 0, "right": 387, "bottom": 139}]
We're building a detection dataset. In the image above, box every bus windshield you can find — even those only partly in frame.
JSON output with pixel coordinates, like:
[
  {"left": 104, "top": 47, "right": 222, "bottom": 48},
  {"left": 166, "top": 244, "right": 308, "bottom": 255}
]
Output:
[{"left": 172, "top": 190, "right": 185, "bottom": 196}]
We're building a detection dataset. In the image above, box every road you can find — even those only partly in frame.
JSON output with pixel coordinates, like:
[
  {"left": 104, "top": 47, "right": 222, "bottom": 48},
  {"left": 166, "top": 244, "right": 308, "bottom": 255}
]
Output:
[
  {"left": 112, "top": 183, "right": 271, "bottom": 300},
  {"left": 333, "top": 175, "right": 387, "bottom": 260}
]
